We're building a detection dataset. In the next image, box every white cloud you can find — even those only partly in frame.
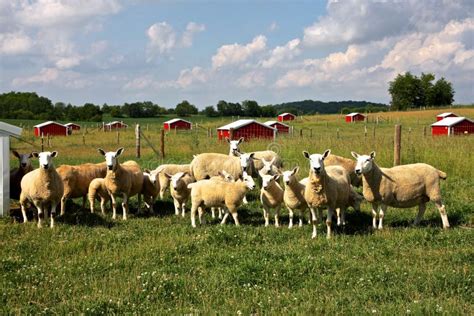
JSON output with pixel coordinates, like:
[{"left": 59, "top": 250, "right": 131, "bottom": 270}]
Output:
[
  {"left": 268, "top": 22, "right": 278, "bottom": 32},
  {"left": 237, "top": 71, "right": 266, "bottom": 88},
  {"left": 123, "top": 76, "right": 154, "bottom": 90},
  {"left": 0, "top": 32, "right": 33, "bottom": 54},
  {"left": 176, "top": 67, "right": 208, "bottom": 88},
  {"left": 147, "top": 22, "right": 177, "bottom": 55},
  {"left": 261, "top": 38, "right": 301, "bottom": 68},
  {"left": 55, "top": 56, "right": 82, "bottom": 69},
  {"left": 182, "top": 22, "right": 205, "bottom": 47},
  {"left": 12, "top": 67, "right": 59, "bottom": 85},
  {"left": 212, "top": 35, "right": 267, "bottom": 69}
]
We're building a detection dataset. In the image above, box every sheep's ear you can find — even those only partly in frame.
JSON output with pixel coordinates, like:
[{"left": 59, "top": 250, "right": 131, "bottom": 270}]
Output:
[
  {"left": 51, "top": 151, "right": 58, "bottom": 158},
  {"left": 238, "top": 137, "right": 244, "bottom": 144},
  {"left": 28, "top": 153, "right": 34, "bottom": 158},
  {"left": 270, "top": 157, "right": 276, "bottom": 164},
  {"left": 234, "top": 151, "right": 241, "bottom": 157},
  {"left": 32, "top": 152, "right": 39, "bottom": 158},
  {"left": 322, "top": 149, "right": 331, "bottom": 160},
  {"left": 303, "top": 151, "right": 310, "bottom": 159},
  {"left": 351, "top": 151, "right": 359, "bottom": 159},
  {"left": 273, "top": 174, "right": 280, "bottom": 181},
  {"left": 292, "top": 166, "right": 299, "bottom": 175},
  {"left": 116, "top": 147, "right": 124, "bottom": 157},
  {"left": 144, "top": 168, "right": 151, "bottom": 173},
  {"left": 164, "top": 173, "right": 172, "bottom": 179},
  {"left": 98, "top": 148, "right": 106, "bottom": 156},
  {"left": 249, "top": 152, "right": 255, "bottom": 158},
  {"left": 12, "top": 150, "right": 20, "bottom": 158},
  {"left": 370, "top": 151, "right": 376, "bottom": 159},
  {"left": 225, "top": 137, "right": 230, "bottom": 143}
]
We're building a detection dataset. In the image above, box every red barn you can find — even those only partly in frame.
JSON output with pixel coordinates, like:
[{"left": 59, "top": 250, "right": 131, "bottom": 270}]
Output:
[
  {"left": 436, "top": 112, "right": 458, "bottom": 121},
  {"left": 264, "top": 120, "right": 290, "bottom": 133},
  {"left": 345, "top": 112, "right": 366, "bottom": 123},
  {"left": 163, "top": 118, "right": 192, "bottom": 131},
  {"left": 431, "top": 117, "right": 474, "bottom": 136},
  {"left": 278, "top": 112, "right": 296, "bottom": 122},
  {"left": 65, "top": 123, "right": 81, "bottom": 131},
  {"left": 104, "top": 121, "right": 128, "bottom": 131},
  {"left": 34, "top": 121, "right": 68, "bottom": 137},
  {"left": 217, "top": 119, "right": 276, "bottom": 140}
]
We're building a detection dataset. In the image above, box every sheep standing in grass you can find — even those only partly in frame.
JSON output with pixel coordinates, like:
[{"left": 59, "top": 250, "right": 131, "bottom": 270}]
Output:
[
  {"left": 98, "top": 148, "right": 143, "bottom": 220},
  {"left": 324, "top": 154, "right": 362, "bottom": 187},
  {"left": 153, "top": 164, "right": 190, "bottom": 199},
  {"left": 282, "top": 167, "right": 309, "bottom": 228},
  {"left": 260, "top": 173, "right": 284, "bottom": 227},
  {"left": 303, "top": 150, "right": 351, "bottom": 239},
  {"left": 258, "top": 157, "right": 281, "bottom": 176},
  {"left": 209, "top": 171, "right": 236, "bottom": 219},
  {"left": 351, "top": 151, "right": 450, "bottom": 229},
  {"left": 57, "top": 162, "right": 107, "bottom": 215},
  {"left": 88, "top": 178, "right": 110, "bottom": 214},
  {"left": 164, "top": 172, "right": 195, "bottom": 217},
  {"left": 190, "top": 152, "right": 256, "bottom": 181},
  {"left": 141, "top": 170, "right": 160, "bottom": 213},
  {"left": 188, "top": 172, "right": 255, "bottom": 227},
  {"left": 10, "top": 151, "right": 34, "bottom": 200},
  {"left": 19, "top": 151, "right": 64, "bottom": 228}
]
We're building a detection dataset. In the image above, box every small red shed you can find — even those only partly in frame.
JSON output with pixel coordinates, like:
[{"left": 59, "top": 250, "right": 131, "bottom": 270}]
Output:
[
  {"left": 104, "top": 121, "right": 128, "bottom": 131},
  {"left": 345, "top": 112, "right": 366, "bottom": 123},
  {"left": 163, "top": 118, "right": 192, "bottom": 131},
  {"left": 34, "top": 121, "right": 68, "bottom": 137},
  {"left": 217, "top": 119, "right": 276, "bottom": 140},
  {"left": 436, "top": 112, "right": 458, "bottom": 121},
  {"left": 264, "top": 120, "right": 290, "bottom": 133},
  {"left": 65, "top": 123, "right": 81, "bottom": 131},
  {"left": 431, "top": 117, "right": 474, "bottom": 136},
  {"left": 278, "top": 112, "right": 296, "bottom": 122}
]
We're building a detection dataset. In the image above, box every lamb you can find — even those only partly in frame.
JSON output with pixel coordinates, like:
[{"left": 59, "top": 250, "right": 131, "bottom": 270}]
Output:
[
  {"left": 164, "top": 171, "right": 195, "bottom": 217},
  {"left": 19, "top": 151, "right": 64, "bottom": 228},
  {"left": 153, "top": 164, "right": 190, "bottom": 199},
  {"left": 351, "top": 151, "right": 450, "bottom": 230},
  {"left": 260, "top": 173, "right": 284, "bottom": 227},
  {"left": 98, "top": 148, "right": 143, "bottom": 220},
  {"left": 141, "top": 170, "right": 160, "bottom": 213},
  {"left": 190, "top": 152, "right": 256, "bottom": 181},
  {"left": 324, "top": 154, "right": 362, "bottom": 187},
  {"left": 10, "top": 150, "right": 34, "bottom": 200},
  {"left": 303, "top": 150, "right": 352, "bottom": 239},
  {"left": 57, "top": 162, "right": 107, "bottom": 215},
  {"left": 282, "top": 167, "right": 309, "bottom": 228},
  {"left": 88, "top": 178, "right": 110, "bottom": 214},
  {"left": 187, "top": 172, "right": 256, "bottom": 227}
]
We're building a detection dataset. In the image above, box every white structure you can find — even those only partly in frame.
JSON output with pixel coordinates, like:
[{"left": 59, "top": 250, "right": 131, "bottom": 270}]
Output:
[{"left": 0, "top": 121, "right": 22, "bottom": 216}]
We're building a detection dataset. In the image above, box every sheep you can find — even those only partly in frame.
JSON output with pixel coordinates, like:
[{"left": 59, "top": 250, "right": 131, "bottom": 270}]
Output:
[
  {"left": 57, "top": 162, "right": 107, "bottom": 215},
  {"left": 141, "top": 170, "right": 160, "bottom": 213},
  {"left": 282, "top": 167, "right": 310, "bottom": 228},
  {"left": 260, "top": 173, "right": 284, "bottom": 227},
  {"left": 190, "top": 152, "right": 256, "bottom": 181},
  {"left": 153, "top": 164, "right": 190, "bottom": 199},
  {"left": 258, "top": 157, "right": 281, "bottom": 176},
  {"left": 324, "top": 154, "right": 362, "bottom": 187},
  {"left": 88, "top": 178, "right": 110, "bottom": 214},
  {"left": 98, "top": 147, "right": 143, "bottom": 220},
  {"left": 164, "top": 171, "right": 195, "bottom": 217},
  {"left": 187, "top": 172, "right": 256, "bottom": 227},
  {"left": 10, "top": 150, "right": 34, "bottom": 200},
  {"left": 19, "top": 151, "right": 64, "bottom": 228},
  {"left": 351, "top": 151, "right": 450, "bottom": 230},
  {"left": 303, "top": 150, "right": 352, "bottom": 239}
]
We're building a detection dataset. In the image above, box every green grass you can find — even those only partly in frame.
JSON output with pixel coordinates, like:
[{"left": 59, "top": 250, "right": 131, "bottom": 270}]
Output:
[{"left": 2, "top": 107, "right": 474, "bottom": 314}]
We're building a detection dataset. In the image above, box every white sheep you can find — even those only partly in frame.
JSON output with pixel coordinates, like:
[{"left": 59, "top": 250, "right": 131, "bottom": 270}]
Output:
[
  {"left": 351, "top": 151, "right": 450, "bottom": 229},
  {"left": 88, "top": 178, "right": 110, "bottom": 214},
  {"left": 258, "top": 157, "right": 281, "bottom": 176},
  {"left": 98, "top": 148, "right": 143, "bottom": 220},
  {"left": 324, "top": 154, "right": 362, "bottom": 187},
  {"left": 10, "top": 150, "right": 34, "bottom": 200},
  {"left": 303, "top": 150, "right": 352, "bottom": 239},
  {"left": 260, "top": 173, "right": 284, "bottom": 227},
  {"left": 19, "top": 151, "right": 64, "bottom": 228},
  {"left": 141, "top": 170, "right": 160, "bottom": 213},
  {"left": 187, "top": 172, "right": 256, "bottom": 227},
  {"left": 164, "top": 171, "right": 195, "bottom": 217},
  {"left": 190, "top": 152, "right": 256, "bottom": 181},
  {"left": 153, "top": 164, "right": 190, "bottom": 199},
  {"left": 282, "top": 167, "right": 309, "bottom": 228}
]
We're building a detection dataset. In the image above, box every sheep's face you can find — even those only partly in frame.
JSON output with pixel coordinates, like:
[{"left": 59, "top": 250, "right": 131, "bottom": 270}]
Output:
[
  {"left": 261, "top": 174, "right": 279, "bottom": 190},
  {"left": 282, "top": 167, "right": 299, "bottom": 185},
  {"left": 13, "top": 151, "right": 32, "bottom": 171},
  {"left": 242, "top": 172, "right": 256, "bottom": 190},
  {"left": 227, "top": 137, "right": 243, "bottom": 156},
  {"left": 144, "top": 173, "right": 158, "bottom": 186},
  {"left": 239, "top": 152, "right": 255, "bottom": 173},
  {"left": 98, "top": 148, "right": 123, "bottom": 171},
  {"left": 303, "top": 150, "right": 331, "bottom": 175},
  {"left": 260, "top": 157, "right": 276, "bottom": 175},
  {"left": 35, "top": 151, "right": 57, "bottom": 170},
  {"left": 218, "top": 170, "right": 235, "bottom": 182},
  {"left": 352, "top": 151, "right": 375, "bottom": 175},
  {"left": 170, "top": 172, "right": 186, "bottom": 190}
]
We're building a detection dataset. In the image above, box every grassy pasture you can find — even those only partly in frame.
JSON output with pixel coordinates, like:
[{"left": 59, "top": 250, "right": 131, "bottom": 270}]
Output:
[{"left": 2, "top": 107, "right": 473, "bottom": 314}]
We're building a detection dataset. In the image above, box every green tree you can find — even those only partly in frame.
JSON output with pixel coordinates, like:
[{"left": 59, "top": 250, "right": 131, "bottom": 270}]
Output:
[
  {"left": 431, "top": 77, "right": 454, "bottom": 107},
  {"left": 242, "top": 100, "right": 262, "bottom": 117},
  {"left": 203, "top": 105, "right": 219, "bottom": 117},
  {"left": 388, "top": 72, "right": 421, "bottom": 110},
  {"left": 261, "top": 105, "right": 276, "bottom": 117},
  {"left": 175, "top": 100, "right": 198, "bottom": 116}
]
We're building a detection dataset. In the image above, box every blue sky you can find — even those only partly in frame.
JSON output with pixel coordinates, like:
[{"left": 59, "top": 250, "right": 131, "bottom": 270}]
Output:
[{"left": 0, "top": 0, "right": 473, "bottom": 109}]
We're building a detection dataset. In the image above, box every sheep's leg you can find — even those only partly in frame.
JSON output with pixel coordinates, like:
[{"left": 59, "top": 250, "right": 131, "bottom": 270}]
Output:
[
  {"left": 211, "top": 207, "right": 216, "bottom": 219},
  {"left": 36, "top": 204, "right": 43, "bottom": 228},
  {"left": 173, "top": 199, "right": 180, "bottom": 216},
  {"left": 181, "top": 203, "right": 186, "bottom": 217},
  {"left": 274, "top": 206, "right": 280, "bottom": 228},
  {"left": 326, "top": 208, "right": 334, "bottom": 239},
  {"left": 100, "top": 198, "right": 106, "bottom": 214},
  {"left": 340, "top": 208, "right": 346, "bottom": 226},
  {"left": 370, "top": 203, "right": 379, "bottom": 229},
  {"left": 263, "top": 206, "right": 270, "bottom": 227},
  {"left": 121, "top": 193, "right": 129, "bottom": 220},
  {"left": 20, "top": 196, "right": 28, "bottom": 223},
  {"left": 137, "top": 193, "right": 141, "bottom": 213},
  {"left": 229, "top": 207, "right": 240, "bottom": 226},
  {"left": 50, "top": 203, "right": 57, "bottom": 228},
  {"left": 414, "top": 202, "right": 426, "bottom": 226},
  {"left": 434, "top": 201, "right": 450, "bottom": 229},
  {"left": 198, "top": 207, "right": 206, "bottom": 225},
  {"left": 218, "top": 207, "right": 224, "bottom": 219},
  {"left": 378, "top": 204, "right": 386, "bottom": 230},
  {"left": 288, "top": 207, "right": 294, "bottom": 229},
  {"left": 60, "top": 196, "right": 67, "bottom": 216},
  {"left": 242, "top": 195, "right": 248, "bottom": 205},
  {"left": 310, "top": 207, "right": 318, "bottom": 239},
  {"left": 336, "top": 208, "right": 342, "bottom": 226},
  {"left": 190, "top": 204, "right": 198, "bottom": 227},
  {"left": 221, "top": 209, "right": 230, "bottom": 225},
  {"left": 159, "top": 186, "right": 166, "bottom": 200},
  {"left": 110, "top": 194, "right": 117, "bottom": 219},
  {"left": 89, "top": 196, "right": 95, "bottom": 213}
]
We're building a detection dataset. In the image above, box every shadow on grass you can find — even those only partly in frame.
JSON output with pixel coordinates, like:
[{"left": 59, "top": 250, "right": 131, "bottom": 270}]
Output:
[{"left": 57, "top": 202, "right": 115, "bottom": 228}]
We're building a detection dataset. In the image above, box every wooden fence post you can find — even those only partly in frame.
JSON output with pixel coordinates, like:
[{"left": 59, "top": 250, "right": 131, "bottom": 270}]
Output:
[
  {"left": 299, "top": 129, "right": 303, "bottom": 138},
  {"left": 135, "top": 124, "right": 141, "bottom": 158},
  {"left": 116, "top": 130, "right": 120, "bottom": 144},
  {"left": 364, "top": 125, "right": 368, "bottom": 138},
  {"left": 423, "top": 126, "right": 427, "bottom": 137},
  {"left": 82, "top": 133, "right": 86, "bottom": 145},
  {"left": 394, "top": 125, "right": 401, "bottom": 166},
  {"left": 229, "top": 128, "right": 234, "bottom": 140},
  {"left": 47, "top": 135, "right": 51, "bottom": 147},
  {"left": 160, "top": 128, "right": 165, "bottom": 159},
  {"left": 373, "top": 126, "right": 376, "bottom": 138},
  {"left": 336, "top": 128, "right": 340, "bottom": 139},
  {"left": 41, "top": 133, "right": 44, "bottom": 152}
]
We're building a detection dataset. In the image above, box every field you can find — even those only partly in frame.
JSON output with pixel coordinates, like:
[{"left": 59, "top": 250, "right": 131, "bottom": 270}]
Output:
[{"left": 1, "top": 107, "right": 473, "bottom": 314}]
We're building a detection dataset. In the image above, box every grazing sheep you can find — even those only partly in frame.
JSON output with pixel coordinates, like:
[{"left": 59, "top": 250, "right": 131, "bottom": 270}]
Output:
[
  {"left": 190, "top": 152, "right": 256, "bottom": 181},
  {"left": 164, "top": 171, "right": 195, "bottom": 217},
  {"left": 188, "top": 172, "right": 256, "bottom": 227},
  {"left": 19, "top": 151, "right": 64, "bottom": 228},
  {"left": 141, "top": 170, "right": 160, "bottom": 213},
  {"left": 153, "top": 164, "right": 190, "bottom": 199},
  {"left": 88, "top": 178, "right": 110, "bottom": 214},
  {"left": 282, "top": 167, "right": 310, "bottom": 228},
  {"left": 351, "top": 151, "right": 450, "bottom": 229},
  {"left": 10, "top": 150, "right": 34, "bottom": 200},
  {"left": 57, "top": 162, "right": 107, "bottom": 215},
  {"left": 98, "top": 148, "right": 143, "bottom": 220},
  {"left": 260, "top": 173, "right": 284, "bottom": 227},
  {"left": 303, "top": 150, "right": 352, "bottom": 239},
  {"left": 324, "top": 154, "right": 362, "bottom": 187}
]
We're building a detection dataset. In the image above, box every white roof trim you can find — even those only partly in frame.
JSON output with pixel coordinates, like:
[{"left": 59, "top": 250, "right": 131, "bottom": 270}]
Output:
[
  {"left": 105, "top": 121, "right": 128, "bottom": 126},
  {"left": 0, "top": 121, "right": 22, "bottom": 136},
  {"left": 279, "top": 112, "right": 295, "bottom": 117},
  {"left": 34, "top": 121, "right": 67, "bottom": 128},
  {"left": 264, "top": 120, "right": 289, "bottom": 127},
  {"left": 164, "top": 118, "right": 191, "bottom": 124},
  {"left": 437, "top": 112, "right": 456, "bottom": 117},
  {"left": 347, "top": 112, "right": 364, "bottom": 117},
  {"left": 431, "top": 117, "right": 472, "bottom": 127},
  {"left": 218, "top": 119, "right": 276, "bottom": 131},
  {"left": 65, "top": 123, "right": 80, "bottom": 126}
]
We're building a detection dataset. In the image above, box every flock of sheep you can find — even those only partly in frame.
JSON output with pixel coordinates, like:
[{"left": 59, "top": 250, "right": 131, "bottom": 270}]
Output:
[{"left": 10, "top": 137, "right": 450, "bottom": 238}]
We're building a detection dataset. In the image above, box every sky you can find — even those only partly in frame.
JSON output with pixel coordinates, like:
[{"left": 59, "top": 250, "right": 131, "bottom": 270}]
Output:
[{"left": 0, "top": 0, "right": 473, "bottom": 109}]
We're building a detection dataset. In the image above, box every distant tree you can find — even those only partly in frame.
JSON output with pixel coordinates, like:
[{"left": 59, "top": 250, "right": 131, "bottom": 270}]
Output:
[
  {"left": 388, "top": 72, "right": 420, "bottom": 110},
  {"left": 242, "top": 100, "right": 262, "bottom": 117},
  {"left": 203, "top": 105, "right": 219, "bottom": 117},
  {"left": 431, "top": 77, "right": 454, "bottom": 106},
  {"left": 261, "top": 105, "right": 276, "bottom": 117},
  {"left": 102, "top": 103, "right": 111, "bottom": 113},
  {"left": 109, "top": 106, "right": 123, "bottom": 118},
  {"left": 175, "top": 100, "right": 198, "bottom": 116}
]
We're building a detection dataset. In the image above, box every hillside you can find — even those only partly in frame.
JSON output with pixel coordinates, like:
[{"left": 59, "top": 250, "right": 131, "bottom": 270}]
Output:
[{"left": 273, "top": 100, "right": 388, "bottom": 115}]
